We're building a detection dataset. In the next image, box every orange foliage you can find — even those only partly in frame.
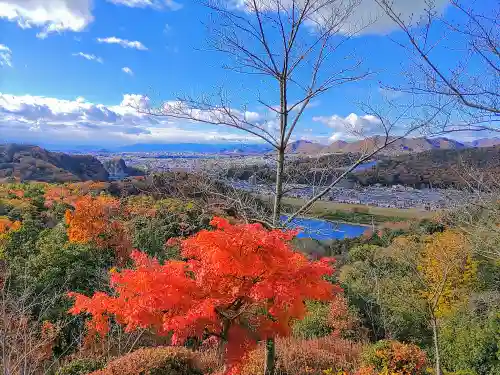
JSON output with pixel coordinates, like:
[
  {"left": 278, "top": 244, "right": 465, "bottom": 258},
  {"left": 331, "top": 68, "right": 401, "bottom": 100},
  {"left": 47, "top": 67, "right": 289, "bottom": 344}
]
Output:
[
  {"left": 65, "top": 195, "right": 132, "bottom": 262},
  {"left": 44, "top": 186, "right": 79, "bottom": 207},
  {"left": 0, "top": 218, "right": 21, "bottom": 234},
  {"left": 358, "top": 340, "right": 427, "bottom": 375},
  {"left": 69, "top": 217, "right": 340, "bottom": 371},
  {"left": 65, "top": 195, "right": 120, "bottom": 245},
  {"left": 45, "top": 182, "right": 110, "bottom": 208},
  {"left": 8, "top": 189, "right": 24, "bottom": 198}
]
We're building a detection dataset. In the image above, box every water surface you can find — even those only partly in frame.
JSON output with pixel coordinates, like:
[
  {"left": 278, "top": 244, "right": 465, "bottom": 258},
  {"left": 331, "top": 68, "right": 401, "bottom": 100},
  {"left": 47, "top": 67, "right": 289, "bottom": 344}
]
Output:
[{"left": 282, "top": 216, "right": 368, "bottom": 241}]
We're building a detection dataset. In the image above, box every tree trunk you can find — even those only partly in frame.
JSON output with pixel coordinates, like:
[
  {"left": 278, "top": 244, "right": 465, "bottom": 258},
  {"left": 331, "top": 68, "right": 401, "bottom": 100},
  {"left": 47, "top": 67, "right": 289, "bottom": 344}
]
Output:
[
  {"left": 431, "top": 316, "right": 441, "bottom": 375},
  {"left": 218, "top": 318, "right": 230, "bottom": 372},
  {"left": 264, "top": 338, "right": 276, "bottom": 375},
  {"left": 266, "top": 147, "right": 283, "bottom": 375},
  {"left": 266, "top": 79, "right": 287, "bottom": 375},
  {"left": 272, "top": 147, "right": 285, "bottom": 226}
]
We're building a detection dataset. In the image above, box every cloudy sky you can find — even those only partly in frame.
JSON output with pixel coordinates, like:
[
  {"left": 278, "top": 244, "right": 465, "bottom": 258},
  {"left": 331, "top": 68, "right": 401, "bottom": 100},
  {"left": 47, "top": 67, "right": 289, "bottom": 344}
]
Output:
[{"left": 0, "top": 0, "right": 479, "bottom": 147}]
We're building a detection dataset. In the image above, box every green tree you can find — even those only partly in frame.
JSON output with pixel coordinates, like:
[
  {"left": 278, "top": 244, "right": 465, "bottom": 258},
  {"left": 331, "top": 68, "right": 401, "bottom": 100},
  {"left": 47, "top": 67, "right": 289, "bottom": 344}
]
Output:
[
  {"left": 340, "top": 243, "right": 430, "bottom": 344},
  {"left": 440, "top": 307, "right": 500, "bottom": 375}
]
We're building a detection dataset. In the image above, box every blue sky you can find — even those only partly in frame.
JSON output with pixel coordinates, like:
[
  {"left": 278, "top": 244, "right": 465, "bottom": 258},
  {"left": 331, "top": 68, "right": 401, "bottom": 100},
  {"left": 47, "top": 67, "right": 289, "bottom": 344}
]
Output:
[{"left": 0, "top": 0, "right": 487, "bottom": 147}]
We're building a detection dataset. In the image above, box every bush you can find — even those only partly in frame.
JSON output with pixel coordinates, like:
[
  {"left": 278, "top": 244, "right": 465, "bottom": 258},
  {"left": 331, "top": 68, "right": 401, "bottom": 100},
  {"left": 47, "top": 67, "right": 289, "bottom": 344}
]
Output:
[
  {"left": 359, "top": 340, "right": 427, "bottom": 375},
  {"left": 56, "top": 358, "right": 105, "bottom": 375},
  {"left": 440, "top": 308, "right": 500, "bottom": 375},
  {"left": 240, "top": 336, "right": 362, "bottom": 375},
  {"left": 292, "top": 301, "right": 332, "bottom": 339},
  {"left": 293, "top": 295, "right": 363, "bottom": 342},
  {"left": 89, "top": 347, "right": 203, "bottom": 375}
]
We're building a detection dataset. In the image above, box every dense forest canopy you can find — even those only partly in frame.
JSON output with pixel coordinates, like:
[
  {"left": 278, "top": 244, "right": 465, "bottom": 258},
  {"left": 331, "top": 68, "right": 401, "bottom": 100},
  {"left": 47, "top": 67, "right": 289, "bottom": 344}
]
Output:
[{"left": 1, "top": 177, "right": 498, "bottom": 375}]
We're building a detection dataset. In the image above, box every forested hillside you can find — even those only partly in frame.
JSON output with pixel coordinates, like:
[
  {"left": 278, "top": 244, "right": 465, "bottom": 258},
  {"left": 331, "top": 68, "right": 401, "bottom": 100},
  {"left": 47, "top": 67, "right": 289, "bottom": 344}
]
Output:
[
  {"left": 0, "top": 144, "right": 109, "bottom": 183},
  {"left": 1, "top": 177, "right": 498, "bottom": 375},
  {"left": 227, "top": 146, "right": 500, "bottom": 189},
  {"left": 354, "top": 146, "right": 500, "bottom": 188}
]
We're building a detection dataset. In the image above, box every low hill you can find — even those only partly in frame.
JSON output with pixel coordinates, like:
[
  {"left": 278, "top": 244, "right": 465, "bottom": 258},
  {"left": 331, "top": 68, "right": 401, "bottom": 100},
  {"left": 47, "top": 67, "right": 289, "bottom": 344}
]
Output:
[
  {"left": 0, "top": 144, "right": 109, "bottom": 183},
  {"left": 353, "top": 145, "right": 500, "bottom": 188},
  {"left": 102, "top": 157, "right": 145, "bottom": 180},
  {"left": 286, "top": 140, "right": 326, "bottom": 154},
  {"left": 323, "top": 136, "right": 467, "bottom": 155}
]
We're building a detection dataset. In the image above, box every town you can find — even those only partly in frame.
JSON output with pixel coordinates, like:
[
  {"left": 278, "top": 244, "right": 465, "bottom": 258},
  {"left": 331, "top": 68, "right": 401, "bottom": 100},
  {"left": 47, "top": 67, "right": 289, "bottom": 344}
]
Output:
[{"left": 93, "top": 151, "right": 476, "bottom": 211}]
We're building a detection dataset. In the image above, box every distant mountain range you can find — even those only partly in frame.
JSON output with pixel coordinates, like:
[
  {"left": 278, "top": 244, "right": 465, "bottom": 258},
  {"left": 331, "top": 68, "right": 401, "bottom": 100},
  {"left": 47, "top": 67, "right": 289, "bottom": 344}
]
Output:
[
  {"left": 287, "top": 137, "right": 500, "bottom": 155},
  {"left": 36, "top": 137, "right": 500, "bottom": 156},
  {"left": 2, "top": 141, "right": 500, "bottom": 187}
]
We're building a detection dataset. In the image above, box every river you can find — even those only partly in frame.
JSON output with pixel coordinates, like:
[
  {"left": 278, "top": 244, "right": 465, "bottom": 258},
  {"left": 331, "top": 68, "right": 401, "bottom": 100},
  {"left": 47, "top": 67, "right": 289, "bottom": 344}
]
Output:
[{"left": 282, "top": 216, "right": 369, "bottom": 241}]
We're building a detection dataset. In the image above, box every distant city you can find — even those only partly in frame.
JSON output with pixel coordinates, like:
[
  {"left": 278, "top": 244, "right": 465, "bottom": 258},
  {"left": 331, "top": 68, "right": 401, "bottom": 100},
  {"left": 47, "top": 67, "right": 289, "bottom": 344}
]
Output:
[{"left": 90, "top": 150, "right": 476, "bottom": 211}]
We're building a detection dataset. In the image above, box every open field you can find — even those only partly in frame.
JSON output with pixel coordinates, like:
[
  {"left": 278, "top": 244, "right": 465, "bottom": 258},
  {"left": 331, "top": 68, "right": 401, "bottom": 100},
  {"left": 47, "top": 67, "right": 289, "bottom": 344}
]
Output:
[{"left": 280, "top": 197, "right": 437, "bottom": 221}]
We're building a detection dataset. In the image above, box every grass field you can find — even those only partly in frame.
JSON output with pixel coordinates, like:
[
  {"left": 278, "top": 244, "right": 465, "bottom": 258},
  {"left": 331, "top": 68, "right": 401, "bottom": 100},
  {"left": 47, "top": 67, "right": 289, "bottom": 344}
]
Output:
[{"left": 279, "top": 197, "right": 436, "bottom": 221}]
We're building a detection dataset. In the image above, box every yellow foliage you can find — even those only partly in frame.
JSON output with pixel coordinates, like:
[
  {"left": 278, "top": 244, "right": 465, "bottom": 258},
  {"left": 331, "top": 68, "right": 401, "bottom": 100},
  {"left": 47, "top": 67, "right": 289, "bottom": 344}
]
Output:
[{"left": 418, "top": 230, "right": 476, "bottom": 317}]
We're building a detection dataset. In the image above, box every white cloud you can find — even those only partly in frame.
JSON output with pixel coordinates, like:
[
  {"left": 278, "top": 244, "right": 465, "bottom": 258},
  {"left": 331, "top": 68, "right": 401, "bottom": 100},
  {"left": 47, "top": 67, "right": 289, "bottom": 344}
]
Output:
[
  {"left": 342, "top": 0, "right": 449, "bottom": 34},
  {"left": 72, "top": 52, "right": 103, "bottom": 63},
  {"left": 328, "top": 132, "right": 343, "bottom": 142},
  {"left": 107, "top": 0, "right": 182, "bottom": 11},
  {"left": 120, "top": 94, "right": 150, "bottom": 109},
  {"left": 97, "top": 36, "right": 148, "bottom": 50},
  {"left": 0, "top": 93, "right": 263, "bottom": 145},
  {"left": 163, "top": 0, "right": 182, "bottom": 10},
  {"left": 0, "top": 44, "right": 12, "bottom": 67},
  {"left": 0, "top": 0, "right": 93, "bottom": 36},
  {"left": 378, "top": 87, "right": 403, "bottom": 99},
  {"left": 313, "top": 113, "right": 382, "bottom": 139},
  {"left": 243, "top": 111, "right": 260, "bottom": 122},
  {"left": 122, "top": 67, "right": 134, "bottom": 75},
  {"left": 234, "top": 0, "right": 448, "bottom": 35}
]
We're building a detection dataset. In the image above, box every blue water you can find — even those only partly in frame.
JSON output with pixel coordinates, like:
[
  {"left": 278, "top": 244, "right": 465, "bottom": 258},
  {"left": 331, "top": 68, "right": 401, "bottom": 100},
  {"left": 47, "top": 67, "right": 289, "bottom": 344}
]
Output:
[
  {"left": 281, "top": 216, "right": 368, "bottom": 241},
  {"left": 353, "top": 160, "right": 378, "bottom": 172}
]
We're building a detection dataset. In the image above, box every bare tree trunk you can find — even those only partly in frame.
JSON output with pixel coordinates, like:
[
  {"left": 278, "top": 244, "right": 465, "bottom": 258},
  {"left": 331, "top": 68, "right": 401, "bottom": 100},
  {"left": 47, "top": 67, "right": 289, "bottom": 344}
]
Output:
[
  {"left": 218, "top": 318, "right": 230, "bottom": 373},
  {"left": 273, "top": 147, "right": 285, "bottom": 226},
  {"left": 266, "top": 77, "right": 288, "bottom": 375},
  {"left": 264, "top": 338, "right": 276, "bottom": 375},
  {"left": 431, "top": 315, "right": 441, "bottom": 375},
  {"left": 267, "top": 151, "right": 283, "bottom": 373}
]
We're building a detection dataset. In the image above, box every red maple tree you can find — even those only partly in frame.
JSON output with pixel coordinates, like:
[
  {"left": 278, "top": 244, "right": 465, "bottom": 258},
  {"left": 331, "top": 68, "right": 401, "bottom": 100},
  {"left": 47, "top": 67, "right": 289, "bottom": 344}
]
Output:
[{"left": 69, "top": 217, "right": 340, "bottom": 371}]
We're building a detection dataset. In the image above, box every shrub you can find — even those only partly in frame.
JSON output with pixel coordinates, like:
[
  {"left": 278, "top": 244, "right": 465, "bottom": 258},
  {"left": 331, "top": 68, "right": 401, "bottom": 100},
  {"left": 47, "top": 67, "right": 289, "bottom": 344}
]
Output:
[
  {"left": 359, "top": 340, "right": 427, "bottom": 375},
  {"left": 197, "top": 344, "right": 223, "bottom": 374},
  {"left": 240, "top": 335, "right": 362, "bottom": 375},
  {"left": 440, "top": 308, "right": 500, "bottom": 375},
  {"left": 56, "top": 358, "right": 105, "bottom": 375},
  {"left": 89, "top": 347, "right": 203, "bottom": 375},
  {"left": 292, "top": 301, "right": 332, "bottom": 339},
  {"left": 293, "top": 294, "right": 362, "bottom": 341}
]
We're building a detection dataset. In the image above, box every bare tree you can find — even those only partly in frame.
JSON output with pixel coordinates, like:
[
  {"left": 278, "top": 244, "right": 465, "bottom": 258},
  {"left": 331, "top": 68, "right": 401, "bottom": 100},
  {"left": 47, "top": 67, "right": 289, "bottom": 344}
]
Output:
[
  {"left": 134, "top": 1, "right": 442, "bottom": 371},
  {"left": 143, "top": 0, "right": 374, "bottom": 227},
  {"left": 375, "top": 0, "right": 499, "bottom": 134}
]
